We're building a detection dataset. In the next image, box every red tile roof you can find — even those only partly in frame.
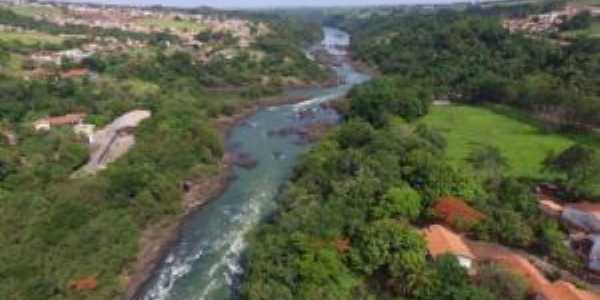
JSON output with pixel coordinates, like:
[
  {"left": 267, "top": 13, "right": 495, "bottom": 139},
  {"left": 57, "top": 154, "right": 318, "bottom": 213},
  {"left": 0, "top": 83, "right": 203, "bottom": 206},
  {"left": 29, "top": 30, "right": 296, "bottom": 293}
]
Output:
[
  {"left": 493, "top": 254, "right": 550, "bottom": 292},
  {"left": 423, "top": 224, "right": 474, "bottom": 259},
  {"left": 61, "top": 68, "right": 90, "bottom": 78},
  {"left": 35, "top": 113, "right": 86, "bottom": 127},
  {"left": 538, "top": 281, "right": 600, "bottom": 300},
  {"left": 433, "top": 197, "right": 486, "bottom": 227}
]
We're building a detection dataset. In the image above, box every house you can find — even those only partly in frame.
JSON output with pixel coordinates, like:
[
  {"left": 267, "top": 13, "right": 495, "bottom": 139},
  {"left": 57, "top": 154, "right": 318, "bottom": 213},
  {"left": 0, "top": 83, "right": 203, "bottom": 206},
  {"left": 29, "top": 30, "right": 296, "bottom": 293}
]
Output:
[
  {"left": 61, "top": 68, "right": 90, "bottom": 79},
  {"left": 562, "top": 202, "right": 600, "bottom": 233},
  {"left": 537, "top": 280, "right": 600, "bottom": 300},
  {"left": 432, "top": 197, "right": 486, "bottom": 228},
  {"left": 423, "top": 224, "right": 475, "bottom": 269},
  {"left": 493, "top": 254, "right": 551, "bottom": 293},
  {"left": 33, "top": 113, "right": 87, "bottom": 131}
]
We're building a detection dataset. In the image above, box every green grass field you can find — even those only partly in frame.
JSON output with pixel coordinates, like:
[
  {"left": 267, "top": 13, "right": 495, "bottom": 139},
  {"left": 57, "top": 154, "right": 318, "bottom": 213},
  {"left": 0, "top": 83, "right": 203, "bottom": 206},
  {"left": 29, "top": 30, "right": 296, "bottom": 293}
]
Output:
[
  {"left": 138, "top": 18, "right": 206, "bottom": 33},
  {"left": 10, "top": 5, "right": 63, "bottom": 18},
  {"left": 0, "top": 30, "right": 64, "bottom": 45},
  {"left": 420, "top": 104, "right": 600, "bottom": 178}
]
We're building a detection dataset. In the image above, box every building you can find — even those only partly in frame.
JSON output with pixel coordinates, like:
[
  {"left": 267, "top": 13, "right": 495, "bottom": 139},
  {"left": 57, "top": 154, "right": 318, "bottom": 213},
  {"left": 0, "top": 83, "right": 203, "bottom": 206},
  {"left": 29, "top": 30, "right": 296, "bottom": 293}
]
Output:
[
  {"left": 423, "top": 224, "right": 475, "bottom": 269},
  {"left": 432, "top": 197, "right": 486, "bottom": 228},
  {"left": 537, "top": 280, "right": 600, "bottom": 300},
  {"left": 493, "top": 254, "right": 551, "bottom": 293},
  {"left": 61, "top": 68, "right": 90, "bottom": 79},
  {"left": 33, "top": 113, "right": 87, "bottom": 131}
]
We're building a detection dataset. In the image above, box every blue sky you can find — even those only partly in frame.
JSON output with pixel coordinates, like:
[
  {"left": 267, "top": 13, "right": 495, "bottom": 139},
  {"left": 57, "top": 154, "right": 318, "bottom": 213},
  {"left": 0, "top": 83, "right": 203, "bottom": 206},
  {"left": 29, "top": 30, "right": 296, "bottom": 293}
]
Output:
[{"left": 60, "top": 0, "right": 462, "bottom": 8}]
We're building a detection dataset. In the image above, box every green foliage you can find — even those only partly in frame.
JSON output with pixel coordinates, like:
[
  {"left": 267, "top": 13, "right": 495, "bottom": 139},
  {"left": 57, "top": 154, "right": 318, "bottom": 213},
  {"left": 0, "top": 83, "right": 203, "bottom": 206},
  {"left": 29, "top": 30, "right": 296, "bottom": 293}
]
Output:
[
  {"left": 348, "top": 76, "right": 432, "bottom": 127},
  {"left": 403, "top": 150, "right": 484, "bottom": 203},
  {"left": 537, "top": 220, "right": 583, "bottom": 270},
  {"left": 467, "top": 145, "right": 509, "bottom": 181},
  {"left": 476, "top": 264, "right": 528, "bottom": 300},
  {"left": 560, "top": 11, "right": 593, "bottom": 31},
  {"left": 344, "top": 9, "right": 600, "bottom": 129},
  {"left": 335, "top": 119, "right": 376, "bottom": 149},
  {"left": 544, "top": 144, "right": 600, "bottom": 198},
  {"left": 370, "top": 186, "right": 422, "bottom": 221}
]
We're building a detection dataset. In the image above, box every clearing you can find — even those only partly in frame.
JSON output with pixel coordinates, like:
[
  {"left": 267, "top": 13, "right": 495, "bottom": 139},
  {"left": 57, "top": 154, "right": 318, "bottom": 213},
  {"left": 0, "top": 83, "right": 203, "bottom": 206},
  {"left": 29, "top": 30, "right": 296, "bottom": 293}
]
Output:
[{"left": 420, "top": 105, "right": 600, "bottom": 178}]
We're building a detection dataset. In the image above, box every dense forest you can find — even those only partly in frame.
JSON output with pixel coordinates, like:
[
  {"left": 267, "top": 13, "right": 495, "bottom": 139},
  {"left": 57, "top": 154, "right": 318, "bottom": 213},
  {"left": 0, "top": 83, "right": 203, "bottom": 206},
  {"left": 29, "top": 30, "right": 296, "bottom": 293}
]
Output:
[
  {"left": 0, "top": 9, "right": 327, "bottom": 299},
  {"left": 339, "top": 7, "right": 600, "bottom": 130},
  {"left": 241, "top": 2, "right": 600, "bottom": 300}
]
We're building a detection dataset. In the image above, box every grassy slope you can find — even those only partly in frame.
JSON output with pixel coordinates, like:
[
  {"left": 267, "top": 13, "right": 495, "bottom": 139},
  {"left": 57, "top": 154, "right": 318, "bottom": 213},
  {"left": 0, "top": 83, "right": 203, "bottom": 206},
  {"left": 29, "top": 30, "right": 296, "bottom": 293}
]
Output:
[
  {"left": 9, "top": 4, "right": 63, "bottom": 18},
  {"left": 0, "top": 30, "right": 64, "bottom": 45},
  {"left": 420, "top": 104, "right": 600, "bottom": 178}
]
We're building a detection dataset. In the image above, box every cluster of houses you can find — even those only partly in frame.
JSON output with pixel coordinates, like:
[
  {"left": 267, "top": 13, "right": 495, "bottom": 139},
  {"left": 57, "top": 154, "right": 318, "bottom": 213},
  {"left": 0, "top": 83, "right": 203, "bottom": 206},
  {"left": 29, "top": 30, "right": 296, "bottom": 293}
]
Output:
[
  {"left": 503, "top": 5, "right": 578, "bottom": 34},
  {"left": 424, "top": 196, "right": 600, "bottom": 300},
  {"left": 503, "top": 4, "right": 598, "bottom": 34},
  {"left": 424, "top": 223, "right": 600, "bottom": 300},
  {"left": 18, "top": 2, "right": 263, "bottom": 49}
]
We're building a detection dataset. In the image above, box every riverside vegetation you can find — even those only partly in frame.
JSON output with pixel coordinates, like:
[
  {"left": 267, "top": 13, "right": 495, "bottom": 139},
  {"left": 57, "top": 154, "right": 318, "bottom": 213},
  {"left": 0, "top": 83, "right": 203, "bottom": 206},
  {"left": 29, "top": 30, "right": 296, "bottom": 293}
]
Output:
[
  {"left": 0, "top": 6, "right": 328, "bottom": 299},
  {"left": 241, "top": 2, "right": 600, "bottom": 300}
]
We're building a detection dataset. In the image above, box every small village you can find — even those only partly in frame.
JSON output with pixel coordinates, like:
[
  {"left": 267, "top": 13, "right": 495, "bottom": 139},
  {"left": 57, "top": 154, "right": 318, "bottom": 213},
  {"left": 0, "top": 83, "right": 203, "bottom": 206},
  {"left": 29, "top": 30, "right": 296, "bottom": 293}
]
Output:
[
  {"left": 502, "top": 3, "right": 600, "bottom": 35},
  {"left": 0, "top": 0, "right": 270, "bottom": 81},
  {"left": 422, "top": 191, "right": 600, "bottom": 300},
  {"left": 1, "top": 0, "right": 600, "bottom": 299}
]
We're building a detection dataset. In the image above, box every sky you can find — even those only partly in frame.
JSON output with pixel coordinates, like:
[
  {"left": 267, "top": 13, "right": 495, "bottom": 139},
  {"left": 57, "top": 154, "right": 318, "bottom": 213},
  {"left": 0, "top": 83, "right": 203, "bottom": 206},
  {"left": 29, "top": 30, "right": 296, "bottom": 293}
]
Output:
[{"left": 59, "top": 0, "right": 463, "bottom": 9}]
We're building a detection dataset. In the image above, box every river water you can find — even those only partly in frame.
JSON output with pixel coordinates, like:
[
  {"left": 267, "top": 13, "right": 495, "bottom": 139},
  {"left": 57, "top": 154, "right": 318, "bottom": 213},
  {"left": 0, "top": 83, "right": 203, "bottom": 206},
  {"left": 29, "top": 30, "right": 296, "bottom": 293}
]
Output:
[{"left": 136, "top": 27, "right": 369, "bottom": 300}]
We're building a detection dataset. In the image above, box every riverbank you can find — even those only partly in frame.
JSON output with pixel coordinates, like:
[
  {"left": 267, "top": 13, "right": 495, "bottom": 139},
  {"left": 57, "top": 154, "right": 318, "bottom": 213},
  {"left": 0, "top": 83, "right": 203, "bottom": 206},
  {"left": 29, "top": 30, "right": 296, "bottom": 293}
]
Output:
[{"left": 122, "top": 90, "right": 329, "bottom": 299}]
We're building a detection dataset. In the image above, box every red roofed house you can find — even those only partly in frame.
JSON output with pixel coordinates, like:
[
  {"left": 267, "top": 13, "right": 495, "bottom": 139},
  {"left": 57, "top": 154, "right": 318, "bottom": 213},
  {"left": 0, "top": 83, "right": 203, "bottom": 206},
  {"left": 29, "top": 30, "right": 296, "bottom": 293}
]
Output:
[
  {"left": 537, "top": 280, "right": 600, "bottom": 300},
  {"left": 423, "top": 224, "right": 475, "bottom": 270},
  {"left": 34, "top": 113, "right": 87, "bottom": 131},
  {"left": 432, "top": 197, "right": 486, "bottom": 228},
  {"left": 61, "top": 68, "right": 90, "bottom": 79},
  {"left": 494, "top": 254, "right": 551, "bottom": 293}
]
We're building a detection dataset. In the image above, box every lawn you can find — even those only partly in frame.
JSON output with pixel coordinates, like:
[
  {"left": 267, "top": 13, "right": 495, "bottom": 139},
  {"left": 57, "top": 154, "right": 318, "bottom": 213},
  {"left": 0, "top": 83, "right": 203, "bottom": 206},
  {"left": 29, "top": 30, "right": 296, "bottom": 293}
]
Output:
[
  {"left": 138, "top": 17, "right": 206, "bottom": 33},
  {"left": 0, "top": 30, "right": 64, "bottom": 45},
  {"left": 420, "top": 104, "right": 600, "bottom": 178}
]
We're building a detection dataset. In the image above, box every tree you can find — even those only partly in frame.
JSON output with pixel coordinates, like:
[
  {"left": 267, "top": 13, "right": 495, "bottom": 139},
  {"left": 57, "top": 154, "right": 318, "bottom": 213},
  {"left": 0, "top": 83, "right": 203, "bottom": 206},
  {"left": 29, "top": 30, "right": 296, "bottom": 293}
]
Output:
[
  {"left": 538, "top": 220, "right": 583, "bottom": 270},
  {"left": 544, "top": 144, "right": 600, "bottom": 198},
  {"left": 370, "top": 185, "right": 422, "bottom": 221},
  {"left": 335, "top": 119, "right": 376, "bottom": 149},
  {"left": 349, "top": 219, "right": 427, "bottom": 293},
  {"left": 348, "top": 76, "right": 431, "bottom": 127},
  {"left": 466, "top": 145, "right": 509, "bottom": 185},
  {"left": 477, "top": 263, "right": 528, "bottom": 300},
  {"left": 560, "top": 11, "right": 592, "bottom": 31}
]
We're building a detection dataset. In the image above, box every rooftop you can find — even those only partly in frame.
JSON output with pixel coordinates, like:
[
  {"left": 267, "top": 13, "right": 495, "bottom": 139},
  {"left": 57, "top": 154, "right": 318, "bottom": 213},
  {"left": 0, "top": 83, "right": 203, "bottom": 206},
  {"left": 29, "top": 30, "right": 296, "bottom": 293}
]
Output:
[
  {"left": 423, "top": 224, "right": 474, "bottom": 259},
  {"left": 432, "top": 197, "right": 486, "bottom": 227},
  {"left": 539, "top": 280, "right": 600, "bottom": 300}
]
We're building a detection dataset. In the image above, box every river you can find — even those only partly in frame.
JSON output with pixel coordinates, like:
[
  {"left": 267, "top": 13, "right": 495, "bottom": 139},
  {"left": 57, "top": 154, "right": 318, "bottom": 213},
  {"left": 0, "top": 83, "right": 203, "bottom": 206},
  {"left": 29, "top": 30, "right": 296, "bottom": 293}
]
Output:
[{"left": 136, "top": 27, "right": 370, "bottom": 300}]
